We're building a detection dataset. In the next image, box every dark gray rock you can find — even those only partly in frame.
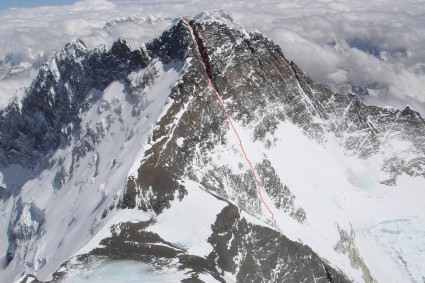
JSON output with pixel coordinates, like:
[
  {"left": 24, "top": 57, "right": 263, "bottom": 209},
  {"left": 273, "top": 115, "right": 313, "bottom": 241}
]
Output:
[
  {"left": 6, "top": 13, "right": 425, "bottom": 283},
  {"left": 0, "top": 37, "right": 150, "bottom": 168}
]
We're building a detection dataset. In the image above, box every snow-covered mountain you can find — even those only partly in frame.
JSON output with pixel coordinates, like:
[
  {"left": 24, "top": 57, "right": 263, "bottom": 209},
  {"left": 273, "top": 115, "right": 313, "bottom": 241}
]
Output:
[{"left": 1, "top": 12, "right": 424, "bottom": 283}]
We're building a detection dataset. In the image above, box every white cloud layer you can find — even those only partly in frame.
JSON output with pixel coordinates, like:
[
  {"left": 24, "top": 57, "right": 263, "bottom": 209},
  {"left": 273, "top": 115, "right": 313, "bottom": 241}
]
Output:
[{"left": 0, "top": 0, "right": 424, "bottom": 114}]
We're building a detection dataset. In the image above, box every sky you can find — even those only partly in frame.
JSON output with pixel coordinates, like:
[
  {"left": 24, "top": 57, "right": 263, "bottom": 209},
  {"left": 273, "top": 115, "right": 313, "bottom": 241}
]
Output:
[
  {"left": 0, "top": 0, "right": 77, "bottom": 10},
  {"left": 0, "top": 0, "right": 424, "bottom": 115}
]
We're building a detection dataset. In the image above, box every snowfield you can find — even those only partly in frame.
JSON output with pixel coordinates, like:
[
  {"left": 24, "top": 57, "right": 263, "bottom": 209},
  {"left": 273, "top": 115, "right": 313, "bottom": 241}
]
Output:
[
  {"left": 0, "top": 59, "right": 183, "bottom": 282},
  {"left": 146, "top": 180, "right": 227, "bottom": 257},
  {"left": 62, "top": 181, "right": 228, "bottom": 283},
  {"left": 262, "top": 122, "right": 425, "bottom": 282},
  {"left": 0, "top": 9, "right": 424, "bottom": 283}
]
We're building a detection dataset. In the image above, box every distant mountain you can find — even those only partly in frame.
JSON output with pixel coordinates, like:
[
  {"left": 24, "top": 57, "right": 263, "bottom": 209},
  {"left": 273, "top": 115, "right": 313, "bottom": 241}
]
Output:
[{"left": 1, "top": 12, "right": 424, "bottom": 283}]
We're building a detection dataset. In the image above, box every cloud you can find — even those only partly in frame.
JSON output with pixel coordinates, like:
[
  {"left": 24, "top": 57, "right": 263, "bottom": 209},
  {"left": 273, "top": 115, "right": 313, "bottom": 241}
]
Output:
[
  {"left": 221, "top": 0, "right": 425, "bottom": 114},
  {"left": 0, "top": 0, "right": 424, "bottom": 115}
]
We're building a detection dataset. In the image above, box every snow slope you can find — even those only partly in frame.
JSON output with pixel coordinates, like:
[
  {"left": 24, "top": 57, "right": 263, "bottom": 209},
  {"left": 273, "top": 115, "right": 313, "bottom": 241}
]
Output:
[
  {"left": 1, "top": 14, "right": 424, "bottom": 283},
  {"left": 59, "top": 181, "right": 228, "bottom": 283},
  {"left": 257, "top": 121, "right": 425, "bottom": 282},
  {"left": 187, "top": 110, "right": 425, "bottom": 282},
  {"left": 0, "top": 58, "right": 183, "bottom": 282}
]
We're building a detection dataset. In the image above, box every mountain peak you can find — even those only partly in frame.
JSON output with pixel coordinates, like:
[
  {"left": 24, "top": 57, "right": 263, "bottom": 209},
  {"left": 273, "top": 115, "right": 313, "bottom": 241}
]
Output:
[
  {"left": 59, "top": 37, "right": 88, "bottom": 59},
  {"left": 191, "top": 9, "right": 236, "bottom": 26},
  {"left": 1, "top": 15, "right": 424, "bottom": 283}
]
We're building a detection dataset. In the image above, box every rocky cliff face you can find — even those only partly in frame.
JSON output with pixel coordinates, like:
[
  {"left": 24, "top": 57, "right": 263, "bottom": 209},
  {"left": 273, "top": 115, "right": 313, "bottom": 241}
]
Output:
[
  {"left": 0, "top": 37, "right": 149, "bottom": 169},
  {"left": 1, "top": 12, "right": 424, "bottom": 283}
]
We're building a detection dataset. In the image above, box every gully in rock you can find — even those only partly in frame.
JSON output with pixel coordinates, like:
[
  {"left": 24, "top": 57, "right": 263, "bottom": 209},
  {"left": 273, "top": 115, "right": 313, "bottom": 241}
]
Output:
[{"left": 182, "top": 17, "right": 275, "bottom": 220}]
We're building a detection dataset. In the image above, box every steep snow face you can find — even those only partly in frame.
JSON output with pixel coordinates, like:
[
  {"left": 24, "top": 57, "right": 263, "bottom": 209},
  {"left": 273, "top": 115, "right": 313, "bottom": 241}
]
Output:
[
  {"left": 57, "top": 17, "right": 424, "bottom": 283},
  {"left": 146, "top": 180, "right": 227, "bottom": 257},
  {"left": 58, "top": 182, "right": 228, "bottom": 283},
  {"left": 1, "top": 14, "right": 425, "bottom": 283},
  {"left": 183, "top": 18, "right": 425, "bottom": 282},
  {"left": 0, "top": 56, "right": 183, "bottom": 281},
  {"left": 185, "top": 18, "right": 425, "bottom": 282},
  {"left": 261, "top": 122, "right": 425, "bottom": 282},
  {"left": 125, "top": 17, "right": 424, "bottom": 282}
]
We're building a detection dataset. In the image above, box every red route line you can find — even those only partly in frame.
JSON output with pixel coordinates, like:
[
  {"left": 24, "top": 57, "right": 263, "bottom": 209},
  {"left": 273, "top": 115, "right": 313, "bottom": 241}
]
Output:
[{"left": 182, "top": 17, "right": 275, "bottom": 220}]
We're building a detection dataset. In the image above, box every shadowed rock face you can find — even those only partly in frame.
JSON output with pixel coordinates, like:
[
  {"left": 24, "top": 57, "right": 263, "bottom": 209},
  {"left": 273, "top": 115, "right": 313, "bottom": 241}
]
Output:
[
  {"left": 5, "top": 13, "right": 425, "bottom": 283},
  {"left": 124, "top": 16, "right": 425, "bottom": 220},
  {"left": 114, "top": 17, "right": 423, "bottom": 282},
  {"left": 0, "top": 38, "right": 150, "bottom": 168},
  {"left": 42, "top": 202, "right": 347, "bottom": 283},
  {"left": 208, "top": 204, "right": 348, "bottom": 283}
]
